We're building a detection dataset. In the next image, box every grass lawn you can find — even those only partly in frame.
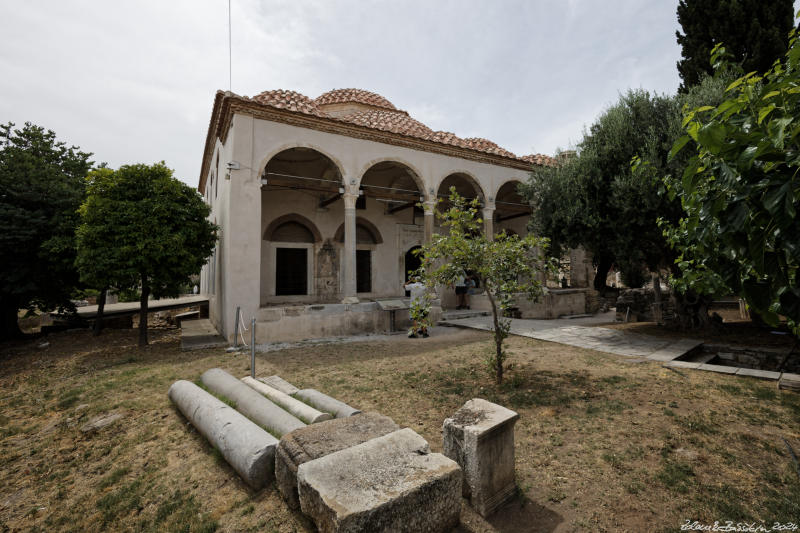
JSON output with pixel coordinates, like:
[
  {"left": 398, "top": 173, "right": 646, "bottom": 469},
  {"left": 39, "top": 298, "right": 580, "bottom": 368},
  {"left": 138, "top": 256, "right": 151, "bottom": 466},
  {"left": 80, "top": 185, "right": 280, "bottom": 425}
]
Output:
[{"left": 1, "top": 325, "right": 799, "bottom": 532}]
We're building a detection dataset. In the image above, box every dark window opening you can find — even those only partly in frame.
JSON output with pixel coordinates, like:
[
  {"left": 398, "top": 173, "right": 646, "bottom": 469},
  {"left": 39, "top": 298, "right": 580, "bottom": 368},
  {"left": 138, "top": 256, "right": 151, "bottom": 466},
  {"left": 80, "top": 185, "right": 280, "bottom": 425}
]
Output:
[
  {"left": 276, "top": 248, "right": 307, "bottom": 295},
  {"left": 356, "top": 250, "right": 371, "bottom": 293},
  {"left": 404, "top": 246, "right": 422, "bottom": 296}
]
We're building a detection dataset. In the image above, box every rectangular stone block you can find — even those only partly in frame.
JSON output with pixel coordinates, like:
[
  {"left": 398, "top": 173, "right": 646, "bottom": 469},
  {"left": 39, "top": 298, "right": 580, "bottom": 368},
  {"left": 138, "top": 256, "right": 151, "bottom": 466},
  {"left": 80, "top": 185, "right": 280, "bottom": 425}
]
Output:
[
  {"left": 276, "top": 412, "right": 398, "bottom": 509},
  {"left": 443, "top": 398, "right": 519, "bottom": 517},
  {"left": 297, "top": 428, "right": 462, "bottom": 532}
]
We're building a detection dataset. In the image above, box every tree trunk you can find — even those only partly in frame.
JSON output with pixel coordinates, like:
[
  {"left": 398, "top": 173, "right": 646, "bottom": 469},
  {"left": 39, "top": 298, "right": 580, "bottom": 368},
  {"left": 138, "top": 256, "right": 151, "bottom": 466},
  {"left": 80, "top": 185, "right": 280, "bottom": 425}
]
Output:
[
  {"left": 485, "top": 287, "right": 504, "bottom": 385},
  {"left": 594, "top": 256, "right": 613, "bottom": 292},
  {"left": 672, "top": 290, "right": 712, "bottom": 330},
  {"left": 139, "top": 278, "right": 150, "bottom": 347},
  {"left": 0, "top": 295, "right": 23, "bottom": 341},
  {"left": 93, "top": 287, "right": 107, "bottom": 337},
  {"left": 652, "top": 273, "right": 663, "bottom": 325}
]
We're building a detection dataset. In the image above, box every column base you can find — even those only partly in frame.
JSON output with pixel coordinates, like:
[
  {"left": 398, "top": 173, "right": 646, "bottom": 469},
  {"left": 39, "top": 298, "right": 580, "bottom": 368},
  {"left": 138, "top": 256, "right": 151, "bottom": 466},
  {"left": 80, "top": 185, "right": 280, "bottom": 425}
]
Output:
[{"left": 341, "top": 296, "right": 360, "bottom": 304}]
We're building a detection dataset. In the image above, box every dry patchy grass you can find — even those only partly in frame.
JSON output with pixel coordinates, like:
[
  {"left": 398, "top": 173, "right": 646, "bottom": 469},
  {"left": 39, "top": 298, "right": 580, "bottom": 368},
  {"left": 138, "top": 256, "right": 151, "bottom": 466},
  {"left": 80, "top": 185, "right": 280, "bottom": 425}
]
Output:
[{"left": 1, "top": 326, "right": 799, "bottom": 533}]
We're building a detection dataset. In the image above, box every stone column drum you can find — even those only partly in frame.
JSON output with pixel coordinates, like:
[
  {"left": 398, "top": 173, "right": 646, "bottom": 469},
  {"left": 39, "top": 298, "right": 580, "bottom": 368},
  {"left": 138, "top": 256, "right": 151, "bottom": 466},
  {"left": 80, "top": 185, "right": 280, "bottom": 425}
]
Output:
[{"left": 442, "top": 398, "right": 520, "bottom": 517}]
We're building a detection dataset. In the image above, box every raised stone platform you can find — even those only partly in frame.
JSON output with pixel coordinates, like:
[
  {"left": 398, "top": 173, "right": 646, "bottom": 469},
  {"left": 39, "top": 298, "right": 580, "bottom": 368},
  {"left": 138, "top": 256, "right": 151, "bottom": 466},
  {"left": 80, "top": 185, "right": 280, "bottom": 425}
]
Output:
[
  {"left": 275, "top": 412, "right": 399, "bottom": 509},
  {"left": 297, "top": 428, "right": 462, "bottom": 532}
]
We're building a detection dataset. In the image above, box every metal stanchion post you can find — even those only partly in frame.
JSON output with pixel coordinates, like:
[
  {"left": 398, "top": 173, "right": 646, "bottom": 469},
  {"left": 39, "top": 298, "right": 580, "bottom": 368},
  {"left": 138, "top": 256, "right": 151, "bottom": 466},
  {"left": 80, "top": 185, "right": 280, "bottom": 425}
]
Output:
[{"left": 250, "top": 318, "right": 256, "bottom": 379}]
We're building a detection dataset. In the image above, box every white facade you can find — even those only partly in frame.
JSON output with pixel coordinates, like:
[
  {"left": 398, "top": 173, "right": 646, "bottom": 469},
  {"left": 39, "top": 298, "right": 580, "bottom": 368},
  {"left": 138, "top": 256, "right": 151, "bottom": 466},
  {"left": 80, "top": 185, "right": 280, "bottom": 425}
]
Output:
[{"left": 198, "top": 90, "right": 546, "bottom": 341}]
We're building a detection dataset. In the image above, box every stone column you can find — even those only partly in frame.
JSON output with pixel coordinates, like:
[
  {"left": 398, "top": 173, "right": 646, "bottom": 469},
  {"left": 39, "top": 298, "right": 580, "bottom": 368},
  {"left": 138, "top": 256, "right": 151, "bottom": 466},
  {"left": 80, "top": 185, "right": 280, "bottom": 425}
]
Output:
[
  {"left": 482, "top": 206, "right": 495, "bottom": 241},
  {"left": 341, "top": 191, "right": 359, "bottom": 303},
  {"left": 423, "top": 200, "right": 436, "bottom": 244}
]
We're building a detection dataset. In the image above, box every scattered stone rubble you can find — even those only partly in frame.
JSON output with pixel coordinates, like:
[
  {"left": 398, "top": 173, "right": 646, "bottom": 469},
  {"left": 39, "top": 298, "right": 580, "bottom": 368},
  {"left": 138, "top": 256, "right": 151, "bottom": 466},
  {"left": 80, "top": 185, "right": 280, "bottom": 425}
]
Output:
[{"left": 170, "top": 372, "right": 520, "bottom": 531}]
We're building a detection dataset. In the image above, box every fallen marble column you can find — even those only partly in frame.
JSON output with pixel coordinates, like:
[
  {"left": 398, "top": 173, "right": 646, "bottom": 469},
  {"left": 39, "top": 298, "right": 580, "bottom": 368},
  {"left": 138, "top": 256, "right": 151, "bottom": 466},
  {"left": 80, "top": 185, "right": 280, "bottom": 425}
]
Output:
[
  {"left": 293, "top": 389, "right": 361, "bottom": 418},
  {"left": 242, "top": 377, "right": 332, "bottom": 424},
  {"left": 298, "top": 428, "right": 462, "bottom": 532},
  {"left": 443, "top": 398, "right": 519, "bottom": 517},
  {"left": 167, "top": 380, "right": 277, "bottom": 489},
  {"left": 275, "top": 412, "right": 399, "bottom": 509},
  {"left": 200, "top": 368, "right": 306, "bottom": 437},
  {"left": 258, "top": 375, "right": 300, "bottom": 395}
]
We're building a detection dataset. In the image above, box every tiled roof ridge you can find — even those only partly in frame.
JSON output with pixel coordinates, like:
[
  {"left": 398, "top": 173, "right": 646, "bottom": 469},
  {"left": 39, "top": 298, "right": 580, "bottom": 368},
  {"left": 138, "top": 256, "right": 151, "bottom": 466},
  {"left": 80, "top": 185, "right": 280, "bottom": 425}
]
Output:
[{"left": 243, "top": 88, "right": 558, "bottom": 167}]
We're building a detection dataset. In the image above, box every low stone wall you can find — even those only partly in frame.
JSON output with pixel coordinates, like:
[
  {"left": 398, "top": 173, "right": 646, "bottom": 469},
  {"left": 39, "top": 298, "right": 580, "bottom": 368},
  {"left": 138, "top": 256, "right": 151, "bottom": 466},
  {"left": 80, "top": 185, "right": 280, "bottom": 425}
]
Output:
[
  {"left": 252, "top": 302, "right": 442, "bottom": 343},
  {"left": 463, "top": 288, "right": 589, "bottom": 319}
]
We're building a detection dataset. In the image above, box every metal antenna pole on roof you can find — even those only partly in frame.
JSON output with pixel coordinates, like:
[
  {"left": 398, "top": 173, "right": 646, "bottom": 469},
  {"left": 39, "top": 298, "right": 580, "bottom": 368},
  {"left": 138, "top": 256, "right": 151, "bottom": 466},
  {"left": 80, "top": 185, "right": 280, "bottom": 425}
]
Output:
[{"left": 228, "top": 0, "right": 232, "bottom": 92}]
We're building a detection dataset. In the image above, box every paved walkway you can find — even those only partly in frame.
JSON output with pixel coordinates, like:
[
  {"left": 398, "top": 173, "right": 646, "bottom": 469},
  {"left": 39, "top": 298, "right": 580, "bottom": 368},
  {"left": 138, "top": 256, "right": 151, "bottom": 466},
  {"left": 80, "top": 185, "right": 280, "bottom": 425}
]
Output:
[{"left": 440, "top": 312, "right": 702, "bottom": 361}]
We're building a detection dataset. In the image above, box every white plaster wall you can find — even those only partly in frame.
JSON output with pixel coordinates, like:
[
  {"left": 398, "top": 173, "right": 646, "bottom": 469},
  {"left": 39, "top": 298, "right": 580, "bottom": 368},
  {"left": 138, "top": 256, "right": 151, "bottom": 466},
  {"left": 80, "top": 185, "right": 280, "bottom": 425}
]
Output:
[{"left": 209, "top": 112, "right": 535, "bottom": 339}]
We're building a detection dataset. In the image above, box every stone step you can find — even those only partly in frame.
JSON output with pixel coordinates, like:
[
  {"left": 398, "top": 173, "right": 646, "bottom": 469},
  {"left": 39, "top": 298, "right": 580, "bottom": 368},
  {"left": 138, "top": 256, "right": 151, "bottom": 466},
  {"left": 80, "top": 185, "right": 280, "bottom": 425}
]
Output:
[{"left": 778, "top": 372, "right": 800, "bottom": 392}]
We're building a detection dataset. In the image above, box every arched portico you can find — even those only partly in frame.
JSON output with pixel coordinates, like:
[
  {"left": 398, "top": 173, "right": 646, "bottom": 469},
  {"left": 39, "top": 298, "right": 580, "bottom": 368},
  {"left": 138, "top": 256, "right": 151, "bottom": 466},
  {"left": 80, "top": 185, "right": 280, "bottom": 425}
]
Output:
[{"left": 493, "top": 180, "right": 531, "bottom": 237}]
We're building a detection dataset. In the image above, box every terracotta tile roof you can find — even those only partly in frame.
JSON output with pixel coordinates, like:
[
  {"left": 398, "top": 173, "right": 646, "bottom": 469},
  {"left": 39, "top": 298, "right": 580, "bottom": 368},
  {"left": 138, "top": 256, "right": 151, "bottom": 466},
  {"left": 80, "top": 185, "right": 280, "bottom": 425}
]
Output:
[
  {"left": 461, "top": 137, "right": 516, "bottom": 158},
  {"left": 315, "top": 88, "right": 397, "bottom": 110},
  {"left": 245, "top": 88, "right": 555, "bottom": 166},
  {"left": 339, "top": 109, "right": 433, "bottom": 138},
  {"left": 251, "top": 89, "right": 326, "bottom": 116},
  {"left": 520, "top": 153, "right": 558, "bottom": 167}
]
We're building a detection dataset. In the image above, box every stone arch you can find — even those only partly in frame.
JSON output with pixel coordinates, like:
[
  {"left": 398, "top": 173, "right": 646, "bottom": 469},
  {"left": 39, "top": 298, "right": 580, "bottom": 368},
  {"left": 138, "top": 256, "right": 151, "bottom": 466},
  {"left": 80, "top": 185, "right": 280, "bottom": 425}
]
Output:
[
  {"left": 435, "top": 169, "right": 486, "bottom": 202},
  {"left": 333, "top": 217, "right": 384, "bottom": 244},
  {"left": 492, "top": 178, "right": 527, "bottom": 203},
  {"left": 263, "top": 213, "right": 322, "bottom": 243},
  {"left": 256, "top": 142, "right": 347, "bottom": 184},
  {"left": 356, "top": 156, "right": 427, "bottom": 198}
]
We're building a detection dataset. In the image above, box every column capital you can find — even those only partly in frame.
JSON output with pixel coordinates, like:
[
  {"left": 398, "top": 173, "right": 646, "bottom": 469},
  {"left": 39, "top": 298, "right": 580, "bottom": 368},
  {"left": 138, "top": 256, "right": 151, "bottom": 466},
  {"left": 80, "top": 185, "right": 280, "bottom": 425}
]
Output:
[
  {"left": 343, "top": 192, "right": 358, "bottom": 209},
  {"left": 423, "top": 200, "right": 437, "bottom": 214}
]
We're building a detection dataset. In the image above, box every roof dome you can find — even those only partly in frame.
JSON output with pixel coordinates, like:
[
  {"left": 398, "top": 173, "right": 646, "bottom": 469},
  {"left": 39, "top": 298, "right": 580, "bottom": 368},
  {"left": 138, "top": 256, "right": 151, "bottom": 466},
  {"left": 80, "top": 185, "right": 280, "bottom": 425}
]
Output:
[
  {"left": 251, "top": 90, "right": 325, "bottom": 116},
  {"left": 315, "top": 89, "right": 397, "bottom": 110}
]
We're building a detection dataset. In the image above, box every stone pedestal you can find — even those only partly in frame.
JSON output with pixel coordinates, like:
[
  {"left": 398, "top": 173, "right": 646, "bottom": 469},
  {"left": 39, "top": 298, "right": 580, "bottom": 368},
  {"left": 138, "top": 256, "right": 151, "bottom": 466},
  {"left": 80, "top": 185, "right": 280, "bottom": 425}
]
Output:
[
  {"left": 297, "top": 428, "right": 462, "bottom": 532},
  {"left": 442, "top": 398, "right": 519, "bottom": 517}
]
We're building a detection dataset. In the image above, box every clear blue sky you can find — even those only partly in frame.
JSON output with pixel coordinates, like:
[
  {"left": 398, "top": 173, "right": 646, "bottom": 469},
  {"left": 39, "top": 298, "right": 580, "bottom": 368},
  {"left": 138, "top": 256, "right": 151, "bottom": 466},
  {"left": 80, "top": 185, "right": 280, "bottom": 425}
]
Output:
[{"left": 1, "top": 1, "right": 794, "bottom": 186}]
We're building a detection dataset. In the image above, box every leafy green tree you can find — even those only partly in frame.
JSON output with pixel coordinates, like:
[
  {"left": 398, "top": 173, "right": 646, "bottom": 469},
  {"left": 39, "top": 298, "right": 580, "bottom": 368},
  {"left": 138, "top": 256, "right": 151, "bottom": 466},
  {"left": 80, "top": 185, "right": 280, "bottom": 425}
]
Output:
[
  {"left": 676, "top": 0, "right": 794, "bottom": 91},
  {"left": 0, "top": 122, "right": 92, "bottom": 340},
  {"left": 76, "top": 162, "right": 217, "bottom": 346},
  {"left": 665, "top": 37, "right": 800, "bottom": 336},
  {"left": 413, "top": 189, "right": 554, "bottom": 384}
]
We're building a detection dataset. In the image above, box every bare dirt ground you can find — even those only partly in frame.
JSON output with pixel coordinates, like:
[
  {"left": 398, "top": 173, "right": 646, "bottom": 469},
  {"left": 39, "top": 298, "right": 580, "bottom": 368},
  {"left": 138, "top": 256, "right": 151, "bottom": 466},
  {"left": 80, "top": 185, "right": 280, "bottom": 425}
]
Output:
[{"left": 1, "top": 324, "right": 799, "bottom": 533}]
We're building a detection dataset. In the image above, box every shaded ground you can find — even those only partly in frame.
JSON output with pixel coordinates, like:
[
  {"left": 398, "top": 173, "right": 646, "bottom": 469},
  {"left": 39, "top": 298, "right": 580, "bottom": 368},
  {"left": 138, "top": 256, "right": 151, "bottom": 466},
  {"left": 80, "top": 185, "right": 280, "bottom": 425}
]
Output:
[{"left": 1, "top": 325, "right": 799, "bottom": 532}]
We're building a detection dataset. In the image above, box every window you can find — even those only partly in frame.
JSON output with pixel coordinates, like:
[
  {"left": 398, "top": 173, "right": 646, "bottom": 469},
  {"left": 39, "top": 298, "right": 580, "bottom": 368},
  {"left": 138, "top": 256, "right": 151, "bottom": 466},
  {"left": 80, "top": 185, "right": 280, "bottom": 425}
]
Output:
[{"left": 275, "top": 248, "right": 307, "bottom": 295}]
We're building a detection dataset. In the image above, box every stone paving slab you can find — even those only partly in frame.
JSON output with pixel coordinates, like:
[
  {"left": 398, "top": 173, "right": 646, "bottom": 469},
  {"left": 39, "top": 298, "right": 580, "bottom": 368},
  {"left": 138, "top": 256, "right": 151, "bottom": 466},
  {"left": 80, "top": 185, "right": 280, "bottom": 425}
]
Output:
[
  {"left": 735, "top": 368, "right": 782, "bottom": 380},
  {"left": 664, "top": 360, "right": 703, "bottom": 370},
  {"left": 441, "top": 316, "right": 701, "bottom": 360},
  {"left": 697, "top": 363, "right": 740, "bottom": 374}
]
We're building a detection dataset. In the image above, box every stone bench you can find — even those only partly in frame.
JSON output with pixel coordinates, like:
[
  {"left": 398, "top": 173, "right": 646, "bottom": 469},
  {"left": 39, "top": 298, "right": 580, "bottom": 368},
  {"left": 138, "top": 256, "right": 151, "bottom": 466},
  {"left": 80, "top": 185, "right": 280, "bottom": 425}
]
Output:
[
  {"left": 297, "top": 428, "right": 462, "bottom": 532},
  {"left": 275, "top": 412, "right": 399, "bottom": 509}
]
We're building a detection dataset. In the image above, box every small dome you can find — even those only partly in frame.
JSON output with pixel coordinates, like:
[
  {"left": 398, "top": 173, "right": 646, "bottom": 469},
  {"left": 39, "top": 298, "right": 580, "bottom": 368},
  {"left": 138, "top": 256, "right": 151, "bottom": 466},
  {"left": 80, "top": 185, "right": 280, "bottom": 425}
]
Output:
[
  {"left": 251, "top": 90, "right": 325, "bottom": 116},
  {"left": 315, "top": 89, "right": 397, "bottom": 110}
]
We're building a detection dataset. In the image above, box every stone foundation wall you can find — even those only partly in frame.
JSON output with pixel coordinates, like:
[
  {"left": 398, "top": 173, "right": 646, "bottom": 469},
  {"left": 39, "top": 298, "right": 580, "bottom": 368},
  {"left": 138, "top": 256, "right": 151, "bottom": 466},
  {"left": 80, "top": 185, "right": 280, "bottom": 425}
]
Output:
[
  {"left": 465, "top": 288, "right": 589, "bottom": 319},
  {"left": 252, "top": 302, "right": 442, "bottom": 343}
]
